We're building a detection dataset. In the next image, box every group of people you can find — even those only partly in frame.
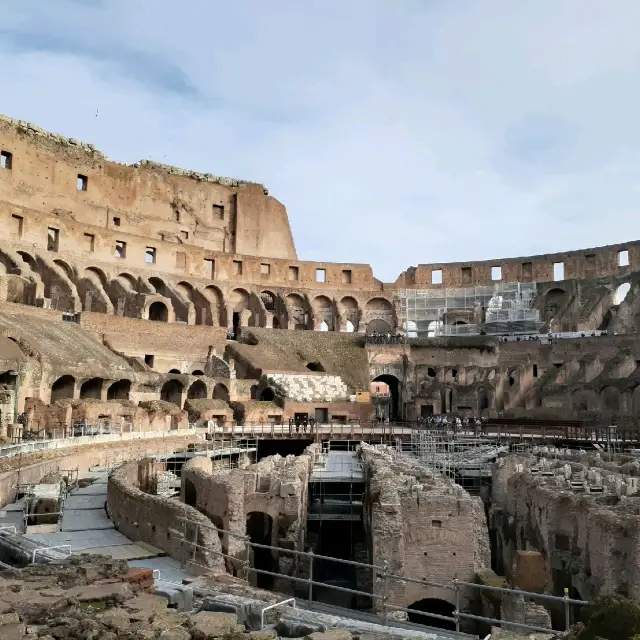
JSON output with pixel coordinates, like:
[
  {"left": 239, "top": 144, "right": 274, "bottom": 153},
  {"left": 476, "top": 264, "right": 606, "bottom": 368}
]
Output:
[
  {"left": 418, "top": 414, "right": 489, "bottom": 434},
  {"left": 288, "top": 416, "right": 316, "bottom": 434},
  {"left": 366, "top": 332, "right": 407, "bottom": 345}
]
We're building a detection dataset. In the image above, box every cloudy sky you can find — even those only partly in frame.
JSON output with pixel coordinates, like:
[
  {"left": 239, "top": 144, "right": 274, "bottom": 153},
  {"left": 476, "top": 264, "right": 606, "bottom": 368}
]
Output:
[{"left": 1, "top": 0, "right": 639, "bottom": 282}]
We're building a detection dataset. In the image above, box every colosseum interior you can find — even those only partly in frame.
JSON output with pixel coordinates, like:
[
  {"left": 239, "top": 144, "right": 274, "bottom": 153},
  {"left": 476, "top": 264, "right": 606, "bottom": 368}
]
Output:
[{"left": 0, "top": 113, "right": 638, "bottom": 639}]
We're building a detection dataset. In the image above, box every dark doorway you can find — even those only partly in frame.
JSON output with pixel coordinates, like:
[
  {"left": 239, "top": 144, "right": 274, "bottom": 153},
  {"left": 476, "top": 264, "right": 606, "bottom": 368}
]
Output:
[
  {"left": 149, "top": 301, "right": 169, "bottom": 322},
  {"left": 161, "top": 379, "right": 183, "bottom": 405},
  {"left": 373, "top": 374, "right": 400, "bottom": 420},
  {"left": 233, "top": 312, "right": 240, "bottom": 334},
  {"left": 259, "top": 387, "right": 275, "bottom": 401},
  {"left": 246, "top": 512, "right": 275, "bottom": 589},
  {"left": 315, "top": 408, "right": 328, "bottom": 423},
  {"left": 407, "top": 598, "right": 456, "bottom": 630}
]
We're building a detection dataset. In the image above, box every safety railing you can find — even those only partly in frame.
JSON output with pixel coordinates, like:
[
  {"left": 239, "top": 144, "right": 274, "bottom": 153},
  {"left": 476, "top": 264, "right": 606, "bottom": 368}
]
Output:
[
  {"left": 260, "top": 598, "right": 296, "bottom": 629},
  {"left": 0, "top": 426, "right": 207, "bottom": 460},
  {"left": 176, "top": 516, "right": 588, "bottom": 636}
]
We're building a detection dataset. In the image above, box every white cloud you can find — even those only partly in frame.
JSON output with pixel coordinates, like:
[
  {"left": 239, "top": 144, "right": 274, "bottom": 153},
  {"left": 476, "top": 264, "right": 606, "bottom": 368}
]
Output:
[{"left": 0, "top": 0, "right": 639, "bottom": 281}]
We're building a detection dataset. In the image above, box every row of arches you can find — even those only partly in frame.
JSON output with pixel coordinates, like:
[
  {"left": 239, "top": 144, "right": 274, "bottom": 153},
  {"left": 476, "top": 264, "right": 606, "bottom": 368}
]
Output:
[
  {"left": 49, "top": 375, "right": 230, "bottom": 406},
  {"left": 572, "top": 385, "right": 640, "bottom": 414},
  {"left": 3, "top": 250, "right": 399, "bottom": 332}
]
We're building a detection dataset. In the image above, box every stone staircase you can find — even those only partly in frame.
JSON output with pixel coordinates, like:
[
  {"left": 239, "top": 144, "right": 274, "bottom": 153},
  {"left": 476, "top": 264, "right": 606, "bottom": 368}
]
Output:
[{"left": 265, "top": 373, "right": 350, "bottom": 402}]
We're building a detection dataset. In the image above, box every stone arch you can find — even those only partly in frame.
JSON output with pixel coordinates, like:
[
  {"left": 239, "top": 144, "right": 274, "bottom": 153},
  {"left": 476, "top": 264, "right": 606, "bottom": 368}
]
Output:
[
  {"left": 168, "top": 369, "right": 181, "bottom": 374},
  {"left": 543, "top": 288, "right": 568, "bottom": 321},
  {"left": 79, "top": 377, "right": 104, "bottom": 400},
  {"left": 51, "top": 375, "right": 75, "bottom": 402},
  {"left": 285, "top": 293, "right": 307, "bottom": 329},
  {"left": 115, "top": 273, "right": 138, "bottom": 291},
  {"left": 600, "top": 386, "right": 621, "bottom": 412},
  {"left": 339, "top": 296, "right": 359, "bottom": 331},
  {"left": 148, "top": 277, "right": 167, "bottom": 296},
  {"left": 373, "top": 374, "right": 400, "bottom": 420},
  {"left": 260, "top": 291, "right": 276, "bottom": 312},
  {"left": 191, "top": 370, "right": 204, "bottom": 376},
  {"left": 443, "top": 369, "right": 457, "bottom": 383},
  {"left": 212, "top": 383, "right": 230, "bottom": 402},
  {"left": 16, "top": 251, "right": 38, "bottom": 271},
  {"left": 197, "top": 285, "right": 224, "bottom": 326},
  {"left": 312, "top": 295, "right": 333, "bottom": 330},
  {"left": 614, "top": 282, "right": 631, "bottom": 305},
  {"left": 366, "top": 318, "right": 392, "bottom": 334},
  {"left": 107, "top": 379, "right": 131, "bottom": 401},
  {"left": 427, "top": 320, "right": 443, "bottom": 337},
  {"left": 572, "top": 389, "right": 598, "bottom": 411},
  {"left": 187, "top": 380, "right": 207, "bottom": 400},
  {"left": 259, "top": 387, "right": 276, "bottom": 401},
  {"left": 365, "top": 297, "right": 393, "bottom": 312},
  {"left": 364, "top": 297, "right": 395, "bottom": 331},
  {"left": 161, "top": 379, "right": 184, "bottom": 405},
  {"left": 54, "top": 259, "right": 75, "bottom": 281},
  {"left": 148, "top": 301, "right": 169, "bottom": 322},
  {"left": 230, "top": 288, "right": 249, "bottom": 312}
]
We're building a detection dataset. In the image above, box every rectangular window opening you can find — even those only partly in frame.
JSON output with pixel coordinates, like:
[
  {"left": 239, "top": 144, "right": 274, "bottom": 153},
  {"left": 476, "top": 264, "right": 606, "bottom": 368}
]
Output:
[
  {"left": 342, "top": 269, "right": 352, "bottom": 284},
  {"left": 84, "top": 233, "right": 95, "bottom": 252},
  {"left": 553, "top": 262, "right": 565, "bottom": 281},
  {"left": 431, "top": 269, "right": 443, "bottom": 285},
  {"left": 491, "top": 266, "right": 502, "bottom": 281},
  {"left": 112, "top": 216, "right": 121, "bottom": 227},
  {"left": 212, "top": 204, "right": 225, "bottom": 220},
  {"left": 204, "top": 258, "right": 215, "bottom": 279},
  {"left": 145, "top": 247, "right": 156, "bottom": 264},
  {"left": 173, "top": 210, "right": 180, "bottom": 223},
  {"left": 431, "top": 520, "right": 442, "bottom": 528},
  {"left": 315, "top": 268, "right": 326, "bottom": 283},
  {"left": 180, "top": 230, "right": 189, "bottom": 240},
  {"left": 77, "top": 174, "right": 88, "bottom": 191},
  {"left": 114, "top": 240, "right": 126, "bottom": 259},
  {"left": 260, "top": 263, "right": 271, "bottom": 277},
  {"left": 47, "top": 227, "right": 59, "bottom": 252},
  {"left": 0, "top": 151, "right": 13, "bottom": 170},
  {"left": 233, "top": 260, "right": 243, "bottom": 276},
  {"left": 461, "top": 267, "right": 472, "bottom": 284},
  {"left": 11, "top": 214, "right": 23, "bottom": 237},
  {"left": 619, "top": 250, "right": 629, "bottom": 267},
  {"left": 288, "top": 266, "right": 299, "bottom": 281},
  {"left": 533, "top": 364, "right": 538, "bottom": 378},
  {"left": 144, "top": 354, "right": 155, "bottom": 367},
  {"left": 176, "top": 252, "right": 186, "bottom": 270},
  {"left": 521, "top": 261, "right": 533, "bottom": 280}
]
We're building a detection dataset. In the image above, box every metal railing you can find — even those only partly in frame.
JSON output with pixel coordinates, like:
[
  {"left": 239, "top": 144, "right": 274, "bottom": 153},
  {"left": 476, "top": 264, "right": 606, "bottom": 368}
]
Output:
[
  {"left": 176, "top": 516, "right": 588, "bottom": 635},
  {"left": 0, "top": 426, "right": 207, "bottom": 460}
]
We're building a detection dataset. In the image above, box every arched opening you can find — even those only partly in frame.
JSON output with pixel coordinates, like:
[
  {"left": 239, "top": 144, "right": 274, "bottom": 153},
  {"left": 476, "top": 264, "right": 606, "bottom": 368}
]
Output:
[
  {"left": 306, "top": 362, "right": 325, "bottom": 372},
  {"left": 161, "top": 379, "right": 184, "bottom": 405},
  {"left": 366, "top": 318, "right": 392, "bottom": 335},
  {"left": 213, "top": 383, "right": 230, "bottom": 402},
  {"left": 340, "top": 296, "right": 358, "bottom": 332},
  {"left": 478, "top": 387, "right": 490, "bottom": 411},
  {"left": 407, "top": 598, "right": 456, "bottom": 630},
  {"left": 373, "top": 374, "right": 400, "bottom": 421},
  {"left": 168, "top": 369, "right": 181, "bottom": 374},
  {"left": 601, "top": 386, "right": 621, "bottom": 412},
  {"left": 544, "top": 288, "right": 567, "bottom": 320},
  {"left": 441, "top": 388, "right": 453, "bottom": 414},
  {"left": 403, "top": 320, "right": 418, "bottom": 338},
  {"left": 261, "top": 291, "right": 276, "bottom": 312},
  {"left": 80, "top": 378, "right": 104, "bottom": 400},
  {"left": 313, "top": 295, "right": 333, "bottom": 331},
  {"left": 51, "top": 375, "right": 75, "bottom": 402},
  {"left": 149, "top": 301, "right": 169, "bottom": 322},
  {"left": 259, "top": 387, "right": 275, "bottom": 402},
  {"left": 148, "top": 277, "right": 166, "bottom": 296},
  {"left": 427, "top": 320, "right": 443, "bottom": 337},
  {"left": 107, "top": 380, "right": 131, "bottom": 401},
  {"left": 345, "top": 320, "right": 354, "bottom": 333},
  {"left": 286, "top": 293, "right": 307, "bottom": 329},
  {"left": 246, "top": 512, "right": 276, "bottom": 589},
  {"left": 191, "top": 370, "right": 204, "bottom": 376},
  {"left": 614, "top": 282, "right": 631, "bottom": 305},
  {"left": 187, "top": 381, "right": 207, "bottom": 400},
  {"left": 54, "top": 259, "right": 75, "bottom": 281},
  {"left": 115, "top": 273, "right": 138, "bottom": 291},
  {"left": 319, "top": 321, "right": 329, "bottom": 332}
]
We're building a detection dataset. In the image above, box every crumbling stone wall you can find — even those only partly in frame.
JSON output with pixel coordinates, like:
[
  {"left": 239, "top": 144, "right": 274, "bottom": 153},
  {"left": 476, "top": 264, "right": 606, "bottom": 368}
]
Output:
[
  {"left": 491, "top": 448, "right": 640, "bottom": 601},
  {"left": 108, "top": 459, "right": 225, "bottom": 571},
  {"left": 181, "top": 445, "right": 317, "bottom": 587},
  {"left": 359, "top": 443, "right": 490, "bottom": 613}
]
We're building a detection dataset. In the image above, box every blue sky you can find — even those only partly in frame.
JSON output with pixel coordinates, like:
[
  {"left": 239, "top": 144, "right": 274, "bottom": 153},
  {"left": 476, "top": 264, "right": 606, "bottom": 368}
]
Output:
[{"left": 1, "top": 0, "right": 639, "bottom": 282}]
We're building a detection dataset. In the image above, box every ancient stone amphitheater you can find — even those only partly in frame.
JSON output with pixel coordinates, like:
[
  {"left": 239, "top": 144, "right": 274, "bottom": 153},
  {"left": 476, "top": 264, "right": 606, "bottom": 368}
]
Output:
[{"left": 0, "top": 114, "right": 637, "bottom": 639}]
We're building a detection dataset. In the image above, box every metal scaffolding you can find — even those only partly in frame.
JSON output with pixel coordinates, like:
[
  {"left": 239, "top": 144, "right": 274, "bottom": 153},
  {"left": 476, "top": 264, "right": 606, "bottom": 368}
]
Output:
[{"left": 396, "top": 282, "right": 542, "bottom": 337}]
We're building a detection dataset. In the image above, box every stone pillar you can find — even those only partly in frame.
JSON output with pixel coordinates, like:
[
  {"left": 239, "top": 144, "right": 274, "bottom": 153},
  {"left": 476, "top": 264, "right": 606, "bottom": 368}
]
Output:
[
  {"left": 116, "top": 296, "right": 126, "bottom": 316},
  {"left": 84, "top": 290, "right": 93, "bottom": 311}
]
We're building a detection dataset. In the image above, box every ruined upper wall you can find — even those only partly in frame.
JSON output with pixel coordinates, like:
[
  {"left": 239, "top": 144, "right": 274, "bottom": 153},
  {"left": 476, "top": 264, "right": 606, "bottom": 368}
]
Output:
[
  {"left": 398, "top": 241, "right": 640, "bottom": 288},
  {"left": 0, "top": 114, "right": 297, "bottom": 261}
]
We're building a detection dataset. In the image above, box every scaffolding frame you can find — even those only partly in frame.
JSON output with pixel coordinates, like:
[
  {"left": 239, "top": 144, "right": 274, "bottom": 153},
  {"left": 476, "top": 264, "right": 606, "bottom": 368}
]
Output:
[{"left": 396, "top": 281, "right": 542, "bottom": 337}]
